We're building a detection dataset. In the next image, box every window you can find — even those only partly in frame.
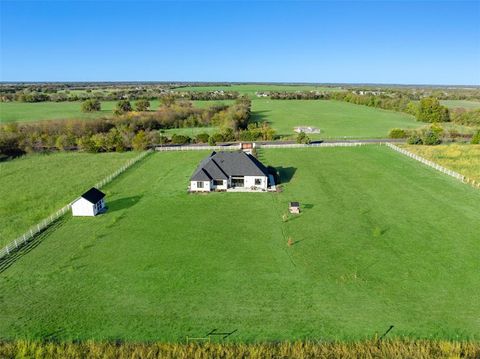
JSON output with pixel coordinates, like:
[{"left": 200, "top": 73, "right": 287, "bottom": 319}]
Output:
[
  {"left": 197, "top": 181, "right": 204, "bottom": 188},
  {"left": 255, "top": 178, "right": 262, "bottom": 186},
  {"left": 213, "top": 180, "right": 223, "bottom": 186}
]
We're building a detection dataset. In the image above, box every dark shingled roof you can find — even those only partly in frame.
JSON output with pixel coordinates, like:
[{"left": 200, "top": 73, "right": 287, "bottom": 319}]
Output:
[
  {"left": 191, "top": 151, "right": 268, "bottom": 181},
  {"left": 81, "top": 187, "right": 105, "bottom": 204}
]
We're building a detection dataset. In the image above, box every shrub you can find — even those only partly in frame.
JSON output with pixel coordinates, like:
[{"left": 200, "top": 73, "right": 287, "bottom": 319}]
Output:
[
  {"left": 132, "top": 130, "right": 149, "bottom": 151},
  {"left": 135, "top": 99, "right": 150, "bottom": 112},
  {"left": 195, "top": 133, "right": 210, "bottom": 144},
  {"left": 81, "top": 99, "right": 101, "bottom": 113},
  {"left": 171, "top": 134, "right": 191, "bottom": 145},
  {"left": 210, "top": 133, "right": 224, "bottom": 145},
  {"left": 471, "top": 130, "right": 480, "bottom": 144},
  {"left": 422, "top": 130, "right": 442, "bottom": 146},
  {"left": 296, "top": 131, "right": 311, "bottom": 144},
  {"left": 416, "top": 97, "right": 450, "bottom": 123},
  {"left": 388, "top": 128, "right": 407, "bottom": 139},
  {"left": 407, "top": 135, "right": 423, "bottom": 145},
  {"left": 114, "top": 100, "right": 132, "bottom": 116}
]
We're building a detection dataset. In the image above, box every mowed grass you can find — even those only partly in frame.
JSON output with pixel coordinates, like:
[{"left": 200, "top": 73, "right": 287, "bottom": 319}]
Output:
[
  {"left": 440, "top": 100, "right": 480, "bottom": 110},
  {"left": 403, "top": 144, "right": 480, "bottom": 181},
  {"left": 251, "top": 100, "right": 420, "bottom": 138},
  {"left": 0, "top": 146, "right": 479, "bottom": 341},
  {"left": 0, "top": 100, "right": 232, "bottom": 123},
  {"left": 0, "top": 152, "right": 138, "bottom": 247}
]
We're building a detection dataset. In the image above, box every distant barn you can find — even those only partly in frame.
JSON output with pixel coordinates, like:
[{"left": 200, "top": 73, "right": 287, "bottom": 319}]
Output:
[{"left": 71, "top": 187, "right": 106, "bottom": 217}]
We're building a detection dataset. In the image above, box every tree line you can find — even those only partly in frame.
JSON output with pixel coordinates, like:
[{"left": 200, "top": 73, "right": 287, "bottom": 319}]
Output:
[{"left": 0, "top": 98, "right": 254, "bottom": 159}]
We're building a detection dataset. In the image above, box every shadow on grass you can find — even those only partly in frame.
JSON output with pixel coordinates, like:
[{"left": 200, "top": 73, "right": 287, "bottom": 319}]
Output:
[
  {"left": 106, "top": 195, "right": 143, "bottom": 213},
  {"left": 276, "top": 167, "right": 297, "bottom": 184},
  {"left": 0, "top": 216, "right": 68, "bottom": 274},
  {"left": 250, "top": 110, "right": 271, "bottom": 125}
]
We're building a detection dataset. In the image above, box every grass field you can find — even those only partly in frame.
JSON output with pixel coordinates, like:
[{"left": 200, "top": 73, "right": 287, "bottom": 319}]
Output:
[
  {"left": 440, "top": 100, "right": 480, "bottom": 110},
  {"left": 0, "top": 146, "right": 479, "bottom": 341},
  {"left": 0, "top": 100, "right": 233, "bottom": 123},
  {"left": 172, "top": 84, "right": 343, "bottom": 96},
  {"left": 251, "top": 100, "right": 420, "bottom": 138},
  {"left": 0, "top": 152, "right": 138, "bottom": 247},
  {"left": 403, "top": 144, "right": 480, "bottom": 182}
]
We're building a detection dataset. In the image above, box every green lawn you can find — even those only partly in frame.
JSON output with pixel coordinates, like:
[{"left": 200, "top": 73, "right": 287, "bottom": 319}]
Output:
[
  {"left": 0, "top": 146, "right": 479, "bottom": 341},
  {"left": 440, "top": 100, "right": 480, "bottom": 110},
  {"left": 251, "top": 100, "right": 420, "bottom": 138},
  {"left": 0, "top": 100, "right": 233, "bottom": 123},
  {"left": 0, "top": 152, "right": 138, "bottom": 247}
]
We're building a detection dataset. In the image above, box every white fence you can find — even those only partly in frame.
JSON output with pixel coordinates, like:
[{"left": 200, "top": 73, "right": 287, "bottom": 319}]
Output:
[
  {"left": 0, "top": 150, "right": 152, "bottom": 261},
  {"left": 155, "top": 142, "right": 370, "bottom": 151},
  {"left": 156, "top": 145, "right": 242, "bottom": 152},
  {"left": 260, "top": 142, "right": 368, "bottom": 149},
  {"left": 386, "top": 143, "right": 479, "bottom": 189}
]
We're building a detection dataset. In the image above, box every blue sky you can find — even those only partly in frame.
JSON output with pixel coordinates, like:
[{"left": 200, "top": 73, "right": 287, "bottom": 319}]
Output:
[{"left": 1, "top": 1, "right": 479, "bottom": 85}]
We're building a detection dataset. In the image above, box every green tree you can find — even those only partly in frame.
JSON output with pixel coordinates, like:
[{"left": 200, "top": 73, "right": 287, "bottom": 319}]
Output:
[
  {"left": 159, "top": 94, "right": 176, "bottom": 107},
  {"left": 135, "top": 99, "right": 150, "bottom": 112},
  {"left": 132, "top": 130, "right": 149, "bottom": 151},
  {"left": 195, "top": 133, "right": 210, "bottom": 144},
  {"left": 114, "top": 100, "right": 132, "bottom": 116},
  {"left": 417, "top": 98, "right": 450, "bottom": 123},
  {"left": 296, "top": 131, "right": 311, "bottom": 144},
  {"left": 81, "top": 99, "right": 101, "bottom": 113}
]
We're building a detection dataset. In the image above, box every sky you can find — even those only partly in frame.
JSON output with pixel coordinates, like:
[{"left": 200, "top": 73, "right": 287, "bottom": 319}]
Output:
[{"left": 1, "top": 1, "right": 479, "bottom": 85}]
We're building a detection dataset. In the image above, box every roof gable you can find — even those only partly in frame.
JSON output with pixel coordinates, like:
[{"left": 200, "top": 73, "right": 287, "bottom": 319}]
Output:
[{"left": 81, "top": 187, "right": 105, "bottom": 204}]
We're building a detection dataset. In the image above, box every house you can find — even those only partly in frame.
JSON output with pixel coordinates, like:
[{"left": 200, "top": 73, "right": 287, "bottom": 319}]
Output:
[
  {"left": 71, "top": 187, "right": 106, "bottom": 216},
  {"left": 294, "top": 126, "right": 320, "bottom": 134},
  {"left": 189, "top": 151, "right": 271, "bottom": 192},
  {"left": 289, "top": 202, "right": 300, "bottom": 214}
]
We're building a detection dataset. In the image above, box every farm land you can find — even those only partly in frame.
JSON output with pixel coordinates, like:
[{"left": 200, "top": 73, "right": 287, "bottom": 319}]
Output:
[{"left": 1, "top": 146, "right": 479, "bottom": 341}]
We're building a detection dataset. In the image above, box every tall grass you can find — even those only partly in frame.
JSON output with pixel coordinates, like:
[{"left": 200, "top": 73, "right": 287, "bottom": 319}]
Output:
[{"left": 1, "top": 340, "right": 479, "bottom": 359}]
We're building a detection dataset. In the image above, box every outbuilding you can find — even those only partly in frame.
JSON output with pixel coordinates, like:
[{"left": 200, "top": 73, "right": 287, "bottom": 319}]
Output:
[
  {"left": 289, "top": 202, "right": 300, "bottom": 214},
  {"left": 71, "top": 187, "right": 106, "bottom": 217}
]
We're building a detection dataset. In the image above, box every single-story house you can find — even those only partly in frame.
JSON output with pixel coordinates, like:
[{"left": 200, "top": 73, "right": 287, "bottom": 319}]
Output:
[
  {"left": 71, "top": 187, "right": 106, "bottom": 217},
  {"left": 189, "top": 151, "right": 271, "bottom": 192}
]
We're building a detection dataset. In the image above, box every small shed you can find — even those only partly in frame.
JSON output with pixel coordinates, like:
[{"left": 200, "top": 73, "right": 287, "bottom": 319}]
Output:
[
  {"left": 289, "top": 202, "right": 300, "bottom": 214},
  {"left": 71, "top": 187, "right": 106, "bottom": 217}
]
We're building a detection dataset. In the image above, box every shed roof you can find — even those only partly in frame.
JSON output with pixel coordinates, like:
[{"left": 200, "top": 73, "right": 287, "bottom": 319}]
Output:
[{"left": 81, "top": 187, "right": 105, "bottom": 204}]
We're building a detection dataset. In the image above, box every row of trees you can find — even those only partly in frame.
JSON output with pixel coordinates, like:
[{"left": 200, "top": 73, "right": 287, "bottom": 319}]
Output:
[{"left": 0, "top": 99, "right": 253, "bottom": 157}]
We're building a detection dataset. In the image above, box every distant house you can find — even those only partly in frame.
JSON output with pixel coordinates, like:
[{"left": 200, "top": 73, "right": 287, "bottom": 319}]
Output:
[
  {"left": 71, "top": 187, "right": 106, "bottom": 217},
  {"left": 294, "top": 126, "right": 320, "bottom": 134},
  {"left": 189, "top": 151, "right": 272, "bottom": 192}
]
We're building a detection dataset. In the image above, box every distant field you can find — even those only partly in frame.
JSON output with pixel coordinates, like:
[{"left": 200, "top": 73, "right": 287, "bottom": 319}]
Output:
[
  {"left": 251, "top": 100, "right": 420, "bottom": 138},
  {"left": 0, "top": 146, "right": 479, "bottom": 341},
  {"left": 0, "top": 152, "right": 138, "bottom": 247},
  {"left": 173, "top": 84, "right": 344, "bottom": 96},
  {"left": 440, "top": 100, "right": 480, "bottom": 110},
  {"left": 0, "top": 100, "right": 233, "bottom": 123},
  {"left": 402, "top": 144, "right": 480, "bottom": 182}
]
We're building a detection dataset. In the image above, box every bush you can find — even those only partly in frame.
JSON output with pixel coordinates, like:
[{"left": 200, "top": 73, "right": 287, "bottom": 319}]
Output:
[
  {"left": 471, "top": 130, "right": 480, "bottom": 144},
  {"left": 114, "top": 100, "right": 132, "bottom": 116},
  {"left": 422, "top": 130, "right": 442, "bottom": 146},
  {"left": 135, "top": 99, "right": 150, "bottom": 112},
  {"left": 81, "top": 99, "right": 101, "bottom": 113},
  {"left": 388, "top": 128, "right": 407, "bottom": 139},
  {"left": 407, "top": 135, "right": 423, "bottom": 145},
  {"left": 210, "top": 133, "right": 224, "bottom": 145},
  {"left": 195, "top": 133, "right": 210, "bottom": 144},
  {"left": 171, "top": 134, "right": 191, "bottom": 145},
  {"left": 296, "top": 131, "right": 311, "bottom": 144},
  {"left": 416, "top": 97, "right": 450, "bottom": 123},
  {"left": 132, "top": 130, "right": 149, "bottom": 151}
]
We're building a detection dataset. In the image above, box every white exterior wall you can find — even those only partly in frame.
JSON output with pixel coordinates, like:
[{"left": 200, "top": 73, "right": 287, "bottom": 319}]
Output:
[
  {"left": 212, "top": 180, "right": 228, "bottom": 190},
  {"left": 190, "top": 180, "right": 211, "bottom": 192},
  {"left": 71, "top": 197, "right": 96, "bottom": 217},
  {"left": 244, "top": 176, "right": 268, "bottom": 190}
]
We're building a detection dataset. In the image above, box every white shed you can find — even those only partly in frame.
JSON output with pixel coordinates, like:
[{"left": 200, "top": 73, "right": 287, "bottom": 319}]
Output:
[{"left": 71, "top": 187, "right": 106, "bottom": 217}]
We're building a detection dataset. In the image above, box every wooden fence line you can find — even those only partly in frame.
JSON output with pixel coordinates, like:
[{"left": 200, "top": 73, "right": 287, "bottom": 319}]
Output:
[
  {"left": 0, "top": 150, "right": 152, "bottom": 260},
  {"left": 385, "top": 143, "right": 479, "bottom": 189}
]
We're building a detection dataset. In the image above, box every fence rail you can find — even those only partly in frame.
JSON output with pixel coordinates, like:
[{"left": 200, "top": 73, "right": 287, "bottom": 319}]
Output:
[
  {"left": 385, "top": 143, "right": 479, "bottom": 189},
  {"left": 155, "top": 142, "right": 371, "bottom": 151},
  {"left": 0, "top": 150, "right": 152, "bottom": 261}
]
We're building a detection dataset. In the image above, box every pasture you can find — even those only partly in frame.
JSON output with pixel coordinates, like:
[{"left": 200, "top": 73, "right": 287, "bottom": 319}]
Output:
[
  {"left": 172, "top": 84, "right": 343, "bottom": 96},
  {"left": 403, "top": 144, "right": 480, "bottom": 182},
  {"left": 440, "top": 100, "right": 480, "bottom": 110},
  {"left": 0, "top": 100, "right": 232, "bottom": 123},
  {"left": 251, "top": 100, "right": 420, "bottom": 138},
  {"left": 0, "top": 152, "right": 138, "bottom": 247},
  {"left": 0, "top": 146, "right": 479, "bottom": 342}
]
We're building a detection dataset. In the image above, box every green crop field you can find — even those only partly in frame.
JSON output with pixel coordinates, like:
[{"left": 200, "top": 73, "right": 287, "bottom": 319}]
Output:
[
  {"left": 1, "top": 146, "right": 479, "bottom": 342},
  {"left": 173, "top": 84, "right": 343, "bottom": 96},
  {"left": 251, "top": 100, "right": 420, "bottom": 138},
  {"left": 0, "top": 152, "right": 138, "bottom": 248},
  {"left": 440, "top": 100, "right": 480, "bottom": 110}
]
